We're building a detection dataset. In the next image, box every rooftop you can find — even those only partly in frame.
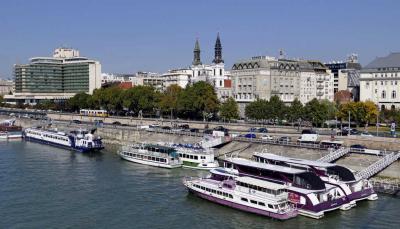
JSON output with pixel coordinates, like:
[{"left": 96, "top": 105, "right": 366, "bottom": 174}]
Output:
[
  {"left": 235, "top": 176, "right": 287, "bottom": 190},
  {"left": 363, "top": 52, "right": 400, "bottom": 69},
  {"left": 225, "top": 157, "right": 305, "bottom": 174}
]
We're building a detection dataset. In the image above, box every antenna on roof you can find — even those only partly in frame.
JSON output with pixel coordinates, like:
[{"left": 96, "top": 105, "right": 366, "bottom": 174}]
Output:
[{"left": 279, "top": 49, "right": 285, "bottom": 59}]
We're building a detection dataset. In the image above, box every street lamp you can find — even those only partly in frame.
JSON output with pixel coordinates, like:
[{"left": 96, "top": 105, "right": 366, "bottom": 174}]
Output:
[{"left": 348, "top": 111, "right": 350, "bottom": 136}]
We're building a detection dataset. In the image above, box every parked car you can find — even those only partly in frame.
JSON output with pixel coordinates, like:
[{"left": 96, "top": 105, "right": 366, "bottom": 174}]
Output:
[
  {"left": 350, "top": 144, "right": 367, "bottom": 150},
  {"left": 72, "top": 120, "right": 82, "bottom": 124},
  {"left": 278, "top": 136, "right": 291, "bottom": 143},
  {"left": 214, "top": 126, "right": 228, "bottom": 132},
  {"left": 342, "top": 128, "right": 358, "bottom": 135},
  {"left": 189, "top": 128, "right": 199, "bottom": 133},
  {"left": 261, "top": 134, "right": 274, "bottom": 141},
  {"left": 161, "top": 126, "right": 171, "bottom": 130},
  {"left": 258, "top": 127, "right": 268, "bottom": 133},
  {"left": 241, "top": 133, "right": 256, "bottom": 139},
  {"left": 248, "top": 127, "right": 258, "bottom": 132},
  {"left": 112, "top": 121, "right": 122, "bottom": 125},
  {"left": 179, "top": 124, "right": 190, "bottom": 129},
  {"left": 360, "top": 132, "right": 374, "bottom": 137}
]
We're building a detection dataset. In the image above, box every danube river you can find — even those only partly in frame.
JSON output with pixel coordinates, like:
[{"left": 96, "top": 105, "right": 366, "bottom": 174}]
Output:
[{"left": 0, "top": 141, "right": 398, "bottom": 229}]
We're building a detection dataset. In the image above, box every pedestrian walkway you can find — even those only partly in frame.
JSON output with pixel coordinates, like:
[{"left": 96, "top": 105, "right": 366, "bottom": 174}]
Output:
[
  {"left": 356, "top": 152, "right": 400, "bottom": 179},
  {"left": 317, "top": 147, "right": 350, "bottom": 163}
]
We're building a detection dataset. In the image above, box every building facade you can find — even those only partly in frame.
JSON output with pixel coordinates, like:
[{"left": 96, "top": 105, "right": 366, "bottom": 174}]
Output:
[
  {"left": 0, "top": 79, "right": 14, "bottom": 96},
  {"left": 325, "top": 54, "right": 362, "bottom": 101},
  {"left": 5, "top": 48, "right": 101, "bottom": 105},
  {"left": 190, "top": 34, "right": 231, "bottom": 101},
  {"left": 231, "top": 56, "right": 334, "bottom": 116},
  {"left": 360, "top": 52, "right": 400, "bottom": 110}
]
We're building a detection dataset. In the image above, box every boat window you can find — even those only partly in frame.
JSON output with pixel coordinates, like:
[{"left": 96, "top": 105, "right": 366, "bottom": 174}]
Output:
[
  {"left": 189, "top": 155, "right": 193, "bottom": 159},
  {"left": 201, "top": 186, "right": 205, "bottom": 190},
  {"left": 268, "top": 204, "right": 273, "bottom": 209},
  {"left": 241, "top": 198, "right": 248, "bottom": 202},
  {"left": 179, "top": 154, "right": 182, "bottom": 157},
  {"left": 229, "top": 194, "right": 233, "bottom": 198},
  {"left": 250, "top": 200, "right": 257, "bottom": 204},
  {"left": 217, "top": 191, "right": 222, "bottom": 195},
  {"left": 194, "top": 156, "right": 198, "bottom": 160},
  {"left": 258, "top": 202, "right": 265, "bottom": 206},
  {"left": 201, "top": 156, "right": 206, "bottom": 159}
]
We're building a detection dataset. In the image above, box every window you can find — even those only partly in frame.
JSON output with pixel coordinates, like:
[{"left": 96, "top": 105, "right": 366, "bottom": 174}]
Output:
[
  {"left": 241, "top": 198, "right": 248, "bottom": 202},
  {"left": 382, "top": 90, "right": 386, "bottom": 99},
  {"left": 258, "top": 202, "right": 265, "bottom": 206},
  {"left": 250, "top": 200, "right": 257, "bottom": 204},
  {"left": 268, "top": 204, "right": 273, "bottom": 209},
  {"left": 392, "top": 90, "right": 396, "bottom": 99}
]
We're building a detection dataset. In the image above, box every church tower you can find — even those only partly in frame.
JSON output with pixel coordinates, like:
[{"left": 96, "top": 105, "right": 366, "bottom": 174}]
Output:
[
  {"left": 212, "top": 33, "right": 224, "bottom": 64},
  {"left": 192, "top": 38, "right": 202, "bottom": 66}
]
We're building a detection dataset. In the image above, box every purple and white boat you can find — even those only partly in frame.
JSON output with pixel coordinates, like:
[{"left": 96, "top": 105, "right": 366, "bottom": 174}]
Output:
[
  {"left": 253, "top": 152, "right": 378, "bottom": 205},
  {"left": 183, "top": 170, "right": 298, "bottom": 220},
  {"left": 220, "top": 157, "right": 353, "bottom": 219}
]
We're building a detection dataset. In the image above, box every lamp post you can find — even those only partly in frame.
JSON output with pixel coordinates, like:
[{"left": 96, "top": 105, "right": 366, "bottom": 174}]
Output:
[{"left": 348, "top": 111, "right": 351, "bottom": 136}]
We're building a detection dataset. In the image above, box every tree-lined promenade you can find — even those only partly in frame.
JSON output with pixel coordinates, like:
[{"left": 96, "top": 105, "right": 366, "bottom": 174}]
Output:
[{"left": 1, "top": 81, "right": 400, "bottom": 127}]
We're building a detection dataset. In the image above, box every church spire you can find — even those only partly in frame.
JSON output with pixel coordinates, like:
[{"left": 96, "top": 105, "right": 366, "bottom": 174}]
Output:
[
  {"left": 213, "top": 33, "right": 224, "bottom": 64},
  {"left": 192, "top": 38, "right": 202, "bottom": 66}
]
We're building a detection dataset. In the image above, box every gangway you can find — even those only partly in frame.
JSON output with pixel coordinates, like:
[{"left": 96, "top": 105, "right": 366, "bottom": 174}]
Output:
[
  {"left": 317, "top": 147, "right": 350, "bottom": 163},
  {"left": 356, "top": 152, "right": 400, "bottom": 179}
]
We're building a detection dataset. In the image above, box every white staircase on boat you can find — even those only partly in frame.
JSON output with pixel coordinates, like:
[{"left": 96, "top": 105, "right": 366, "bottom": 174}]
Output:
[
  {"left": 356, "top": 152, "right": 400, "bottom": 179},
  {"left": 317, "top": 147, "right": 350, "bottom": 163}
]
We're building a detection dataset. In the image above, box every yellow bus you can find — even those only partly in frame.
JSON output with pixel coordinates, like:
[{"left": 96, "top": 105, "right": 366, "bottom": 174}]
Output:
[{"left": 80, "top": 109, "right": 109, "bottom": 117}]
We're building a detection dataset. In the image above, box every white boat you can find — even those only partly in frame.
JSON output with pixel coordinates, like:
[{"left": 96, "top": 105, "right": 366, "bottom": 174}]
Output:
[
  {"left": 23, "top": 127, "right": 104, "bottom": 152},
  {"left": 172, "top": 144, "right": 219, "bottom": 170},
  {"left": 183, "top": 172, "right": 298, "bottom": 220},
  {"left": 0, "top": 131, "right": 22, "bottom": 140},
  {"left": 119, "top": 144, "right": 182, "bottom": 169}
]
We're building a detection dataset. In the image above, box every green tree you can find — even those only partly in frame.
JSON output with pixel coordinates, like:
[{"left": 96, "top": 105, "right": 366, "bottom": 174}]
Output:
[
  {"left": 267, "top": 95, "right": 286, "bottom": 120},
  {"left": 219, "top": 97, "right": 239, "bottom": 121},
  {"left": 121, "top": 86, "right": 159, "bottom": 115},
  {"left": 245, "top": 99, "right": 269, "bottom": 121},
  {"left": 304, "top": 98, "right": 330, "bottom": 127},
  {"left": 177, "top": 82, "right": 219, "bottom": 119},
  {"left": 159, "top": 84, "right": 183, "bottom": 116},
  {"left": 287, "top": 98, "right": 304, "bottom": 123},
  {"left": 66, "top": 92, "right": 91, "bottom": 112}
]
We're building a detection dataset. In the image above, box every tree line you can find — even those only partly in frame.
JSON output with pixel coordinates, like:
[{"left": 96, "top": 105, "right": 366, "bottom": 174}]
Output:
[{"left": 1, "top": 82, "right": 399, "bottom": 127}]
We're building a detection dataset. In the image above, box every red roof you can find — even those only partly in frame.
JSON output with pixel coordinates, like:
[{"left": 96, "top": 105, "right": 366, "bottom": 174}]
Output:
[{"left": 118, "top": 82, "right": 133, "bottom": 89}]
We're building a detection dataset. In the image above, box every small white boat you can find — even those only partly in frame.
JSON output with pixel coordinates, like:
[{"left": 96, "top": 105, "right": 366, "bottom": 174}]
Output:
[
  {"left": 0, "top": 131, "right": 22, "bottom": 140},
  {"left": 172, "top": 144, "right": 219, "bottom": 170},
  {"left": 119, "top": 144, "right": 182, "bottom": 169}
]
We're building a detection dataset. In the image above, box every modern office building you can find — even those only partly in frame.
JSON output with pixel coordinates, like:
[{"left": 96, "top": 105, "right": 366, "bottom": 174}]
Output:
[
  {"left": 359, "top": 52, "right": 400, "bottom": 110},
  {"left": 5, "top": 48, "right": 101, "bottom": 105},
  {"left": 325, "top": 54, "right": 362, "bottom": 101},
  {"left": 231, "top": 56, "right": 334, "bottom": 116}
]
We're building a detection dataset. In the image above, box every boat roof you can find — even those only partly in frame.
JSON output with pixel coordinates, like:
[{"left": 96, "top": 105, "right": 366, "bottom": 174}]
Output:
[
  {"left": 144, "top": 144, "right": 176, "bottom": 152},
  {"left": 224, "top": 157, "right": 305, "bottom": 174},
  {"left": 254, "top": 153, "right": 335, "bottom": 168},
  {"left": 235, "top": 176, "right": 286, "bottom": 190}
]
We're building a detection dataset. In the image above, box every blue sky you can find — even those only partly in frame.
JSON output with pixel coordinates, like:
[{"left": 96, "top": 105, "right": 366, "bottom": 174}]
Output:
[{"left": 0, "top": 0, "right": 399, "bottom": 78}]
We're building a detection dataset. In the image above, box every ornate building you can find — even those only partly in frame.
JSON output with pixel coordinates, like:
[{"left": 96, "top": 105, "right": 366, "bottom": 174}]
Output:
[{"left": 191, "top": 34, "right": 231, "bottom": 101}]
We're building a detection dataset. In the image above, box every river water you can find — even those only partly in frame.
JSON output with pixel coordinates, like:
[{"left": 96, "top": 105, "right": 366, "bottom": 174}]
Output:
[{"left": 0, "top": 141, "right": 398, "bottom": 229}]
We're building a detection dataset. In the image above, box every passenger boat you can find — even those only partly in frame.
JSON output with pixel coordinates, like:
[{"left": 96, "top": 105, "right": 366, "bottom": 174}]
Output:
[
  {"left": 23, "top": 127, "right": 104, "bottom": 152},
  {"left": 0, "top": 119, "right": 22, "bottom": 132},
  {"left": 253, "top": 152, "right": 378, "bottom": 204},
  {"left": 183, "top": 170, "right": 298, "bottom": 220},
  {"left": 171, "top": 143, "right": 219, "bottom": 170},
  {"left": 119, "top": 144, "right": 182, "bottom": 169},
  {"left": 219, "top": 157, "right": 352, "bottom": 219},
  {"left": 0, "top": 131, "right": 22, "bottom": 140}
]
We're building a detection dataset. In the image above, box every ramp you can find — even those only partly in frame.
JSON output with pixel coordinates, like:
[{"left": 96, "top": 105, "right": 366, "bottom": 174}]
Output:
[
  {"left": 317, "top": 147, "right": 350, "bottom": 163},
  {"left": 356, "top": 152, "right": 400, "bottom": 179}
]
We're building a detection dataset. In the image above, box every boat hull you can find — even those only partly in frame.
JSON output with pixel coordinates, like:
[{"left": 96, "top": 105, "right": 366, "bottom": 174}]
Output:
[
  {"left": 23, "top": 136, "right": 103, "bottom": 153},
  {"left": 187, "top": 187, "right": 297, "bottom": 220},
  {"left": 120, "top": 154, "right": 182, "bottom": 169},
  {"left": 182, "top": 161, "right": 219, "bottom": 170}
]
